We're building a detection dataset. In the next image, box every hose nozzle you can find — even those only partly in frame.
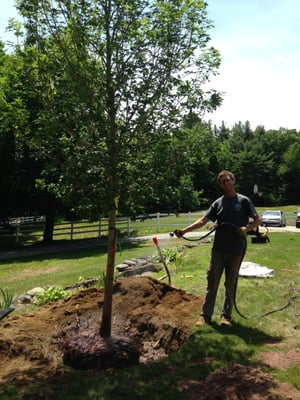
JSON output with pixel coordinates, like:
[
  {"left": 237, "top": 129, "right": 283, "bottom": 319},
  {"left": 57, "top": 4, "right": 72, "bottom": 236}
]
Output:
[{"left": 170, "top": 229, "right": 182, "bottom": 237}]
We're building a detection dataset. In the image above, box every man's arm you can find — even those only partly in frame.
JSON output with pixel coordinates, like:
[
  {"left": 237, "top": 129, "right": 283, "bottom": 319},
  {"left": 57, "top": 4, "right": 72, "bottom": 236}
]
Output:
[{"left": 175, "top": 216, "right": 210, "bottom": 237}]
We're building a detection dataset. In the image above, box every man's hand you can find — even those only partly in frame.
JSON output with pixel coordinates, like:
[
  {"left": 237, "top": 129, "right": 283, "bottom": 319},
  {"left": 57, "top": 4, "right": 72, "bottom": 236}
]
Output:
[
  {"left": 237, "top": 226, "right": 248, "bottom": 236},
  {"left": 174, "top": 229, "right": 184, "bottom": 238}
]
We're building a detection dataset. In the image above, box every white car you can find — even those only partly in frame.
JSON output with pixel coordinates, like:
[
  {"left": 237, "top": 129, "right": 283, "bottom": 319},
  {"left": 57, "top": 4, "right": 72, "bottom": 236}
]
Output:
[
  {"left": 296, "top": 208, "right": 300, "bottom": 228},
  {"left": 261, "top": 210, "right": 286, "bottom": 227}
]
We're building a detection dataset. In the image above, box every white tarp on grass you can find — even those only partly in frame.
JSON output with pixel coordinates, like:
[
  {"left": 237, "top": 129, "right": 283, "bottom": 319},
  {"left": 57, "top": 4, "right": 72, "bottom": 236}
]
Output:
[{"left": 239, "top": 261, "right": 275, "bottom": 278}]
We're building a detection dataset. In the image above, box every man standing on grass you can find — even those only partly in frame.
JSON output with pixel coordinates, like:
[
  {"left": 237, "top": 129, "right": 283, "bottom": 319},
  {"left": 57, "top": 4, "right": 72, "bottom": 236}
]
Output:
[{"left": 175, "top": 170, "right": 260, "bottom": 326}]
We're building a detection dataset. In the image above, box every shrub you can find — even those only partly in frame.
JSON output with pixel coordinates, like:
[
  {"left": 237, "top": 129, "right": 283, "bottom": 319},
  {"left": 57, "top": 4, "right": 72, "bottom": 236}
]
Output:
[{"left": 34, "top": 286, "right": 71, "bottom": 306}]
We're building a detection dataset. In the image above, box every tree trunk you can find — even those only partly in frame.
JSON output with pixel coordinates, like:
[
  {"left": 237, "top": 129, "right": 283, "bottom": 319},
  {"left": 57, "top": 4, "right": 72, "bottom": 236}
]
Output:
[
  {"left": 42, "top": 194, "right": 55, "bottom": 243},
  {"left": 100, "top": 208, "right": 117, "bottom": 337}
]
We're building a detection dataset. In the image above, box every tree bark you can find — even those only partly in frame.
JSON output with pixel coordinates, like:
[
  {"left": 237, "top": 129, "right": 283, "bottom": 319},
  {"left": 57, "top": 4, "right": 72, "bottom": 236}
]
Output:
[
  {"left": 42, "top": 195, "right": 55, "bottom": 243},
  {"left": 100, "top": 208, "right": 117, "bottom": 337}
]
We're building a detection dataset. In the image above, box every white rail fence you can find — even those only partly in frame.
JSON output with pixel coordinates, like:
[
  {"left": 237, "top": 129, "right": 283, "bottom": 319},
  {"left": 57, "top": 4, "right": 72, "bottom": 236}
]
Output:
[{"left": 0, "top": 211, "right": 298, "bottom": 244}]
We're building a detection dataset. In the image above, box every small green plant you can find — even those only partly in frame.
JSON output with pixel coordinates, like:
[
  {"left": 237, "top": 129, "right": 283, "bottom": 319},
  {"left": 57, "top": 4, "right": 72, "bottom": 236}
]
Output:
[
  {"left": 34, "top": 286, "right": 71, "bottom": 306},
  {"left": 172, "top": 248, "right": 185, "bottom": 272},
  {"left": 159, "top": 246, "right": 184, "bottom": 263},
  {"left": 98, "top": 271, "right": 107, "bottom": 288},
  {"left": 158, "top": 246, "right": 185, "bottom": 272},
  {"left": 0, "top": 287, "right": 13, "bottom": 308},
  {"left": 96, "top": 271, "right": 118, "bottom": 288}
]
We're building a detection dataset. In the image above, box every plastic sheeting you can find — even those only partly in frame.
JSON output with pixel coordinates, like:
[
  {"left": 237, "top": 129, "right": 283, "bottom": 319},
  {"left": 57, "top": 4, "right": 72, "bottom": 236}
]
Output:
[{"left": 239, "top": 261, "right": 275, "bottom": 278}]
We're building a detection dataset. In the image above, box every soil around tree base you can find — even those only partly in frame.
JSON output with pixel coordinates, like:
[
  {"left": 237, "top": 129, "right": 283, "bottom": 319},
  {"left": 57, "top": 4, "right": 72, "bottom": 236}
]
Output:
[
  {"left": 0, "top": 276, "right": 299, "bottom": 399},
  {"left": 61, "top": 330, "right": 141, "bottom": 370}
]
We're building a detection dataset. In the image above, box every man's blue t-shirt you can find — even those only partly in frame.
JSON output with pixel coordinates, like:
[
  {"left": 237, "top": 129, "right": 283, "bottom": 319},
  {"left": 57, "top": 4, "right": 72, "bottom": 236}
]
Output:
[{"left": 205, "top": 193, "right": 258, "bottom": 254}]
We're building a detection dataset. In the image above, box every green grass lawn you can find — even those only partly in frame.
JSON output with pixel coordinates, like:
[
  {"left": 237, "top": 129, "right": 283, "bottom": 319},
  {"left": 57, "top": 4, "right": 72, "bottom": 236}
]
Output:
[{"left": 0, "top": 231, "right": 299, "bottom": 399}]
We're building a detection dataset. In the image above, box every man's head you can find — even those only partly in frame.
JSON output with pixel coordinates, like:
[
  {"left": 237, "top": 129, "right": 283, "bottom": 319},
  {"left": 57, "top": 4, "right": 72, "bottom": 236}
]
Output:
[{"left": 217, "top": 170, "right": 235, "bottom": 187}]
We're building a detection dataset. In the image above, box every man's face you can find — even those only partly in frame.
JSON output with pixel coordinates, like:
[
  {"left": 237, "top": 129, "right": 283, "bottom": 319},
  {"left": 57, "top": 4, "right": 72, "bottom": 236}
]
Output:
[{"left": 219, "top": 175, "right": 235, "bottom": 191}]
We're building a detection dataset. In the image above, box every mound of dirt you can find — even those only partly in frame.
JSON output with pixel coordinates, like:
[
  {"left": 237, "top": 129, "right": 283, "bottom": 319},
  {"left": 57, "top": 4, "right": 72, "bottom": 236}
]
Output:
[{"left": 0, "top": 276, "right": 299, "bottom": 399}]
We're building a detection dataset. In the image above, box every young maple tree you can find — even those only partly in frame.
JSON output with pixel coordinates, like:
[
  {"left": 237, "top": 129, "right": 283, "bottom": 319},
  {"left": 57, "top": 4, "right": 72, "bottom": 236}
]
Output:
[{"left": 17, "top": 0, "right": 222, "bottom": 337}]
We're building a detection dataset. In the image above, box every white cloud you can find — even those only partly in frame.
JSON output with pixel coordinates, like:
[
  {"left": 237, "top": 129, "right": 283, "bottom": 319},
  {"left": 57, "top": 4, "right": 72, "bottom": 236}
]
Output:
[{"left": 207, "top": 58, "right": 300, "bottom": 129}]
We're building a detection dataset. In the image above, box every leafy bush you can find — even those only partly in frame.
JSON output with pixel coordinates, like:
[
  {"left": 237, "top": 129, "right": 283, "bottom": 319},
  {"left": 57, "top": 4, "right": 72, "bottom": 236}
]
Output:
[{"left": 34, "top": 286, "right": 71, "bottom": 306}]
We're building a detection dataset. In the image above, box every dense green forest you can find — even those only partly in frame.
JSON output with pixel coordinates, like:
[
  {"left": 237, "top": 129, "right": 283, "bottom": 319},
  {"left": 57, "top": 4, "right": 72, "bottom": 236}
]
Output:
[{"left": 1, "top": 1, "right": 299, "bottom": 226}]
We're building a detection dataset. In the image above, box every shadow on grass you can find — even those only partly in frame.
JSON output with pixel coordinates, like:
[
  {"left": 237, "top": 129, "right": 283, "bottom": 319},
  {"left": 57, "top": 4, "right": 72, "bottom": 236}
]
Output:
[
  {"left": 209, "top": 320, "right": 284, "bottom": 345},
  {"left": 0, "top": 239, "right": 148, "bottom": 265},
  {"left": 1, "top": 322, "right": 284, "bottom": 400}
]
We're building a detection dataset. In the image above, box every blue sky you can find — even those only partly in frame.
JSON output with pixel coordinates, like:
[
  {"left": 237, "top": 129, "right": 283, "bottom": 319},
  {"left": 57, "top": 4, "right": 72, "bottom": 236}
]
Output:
[{"left": 1, "top": 0, "right": 300, "bottom": 130}]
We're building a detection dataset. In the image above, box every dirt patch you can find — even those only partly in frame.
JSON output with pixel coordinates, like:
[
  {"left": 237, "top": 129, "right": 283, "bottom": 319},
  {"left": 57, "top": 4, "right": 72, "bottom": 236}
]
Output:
[
  {"left": 0, "top": 276, "right": 299, "bottom": 399},
  {"left": 261, "top": 343, "right": 300, "bottom": 369}
]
